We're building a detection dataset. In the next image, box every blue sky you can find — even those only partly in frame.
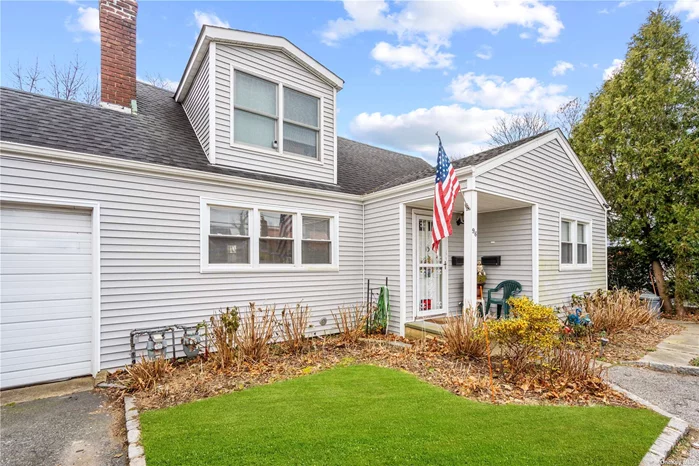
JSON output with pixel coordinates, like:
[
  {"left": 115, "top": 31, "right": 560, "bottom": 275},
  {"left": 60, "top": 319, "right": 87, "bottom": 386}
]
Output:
[{"left": 2, "top": 1, "right": 698, "bottom": 162}]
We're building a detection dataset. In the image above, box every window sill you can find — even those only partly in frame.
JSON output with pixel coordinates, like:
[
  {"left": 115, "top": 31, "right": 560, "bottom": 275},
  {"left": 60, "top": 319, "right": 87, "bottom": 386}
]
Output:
[
  {"left": 229, "top": 142, "right": 324, "bottom": 166},
  {"left": 559, "top": 264, "right": 593, "bottom": 272},
  {"left": 201, "top": 265, "right": 339, "bottom": 274}
]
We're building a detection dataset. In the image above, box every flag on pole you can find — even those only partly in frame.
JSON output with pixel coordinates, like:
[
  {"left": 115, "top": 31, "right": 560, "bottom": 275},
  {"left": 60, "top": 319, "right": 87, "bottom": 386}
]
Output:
[{"left": 432, "top": 136, "right": 461, "bottom": 251}]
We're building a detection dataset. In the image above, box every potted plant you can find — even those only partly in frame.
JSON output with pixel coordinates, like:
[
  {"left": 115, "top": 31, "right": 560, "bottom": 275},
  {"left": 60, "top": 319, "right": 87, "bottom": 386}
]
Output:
[{"left": 477, "top": 259, "right": 487, "bottom": 285}]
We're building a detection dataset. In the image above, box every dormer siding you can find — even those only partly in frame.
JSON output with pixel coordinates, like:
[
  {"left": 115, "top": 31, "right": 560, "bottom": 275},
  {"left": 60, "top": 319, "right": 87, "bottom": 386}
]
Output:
[{"left": 212, "top": 44, "right": 336, "bottom": 185}]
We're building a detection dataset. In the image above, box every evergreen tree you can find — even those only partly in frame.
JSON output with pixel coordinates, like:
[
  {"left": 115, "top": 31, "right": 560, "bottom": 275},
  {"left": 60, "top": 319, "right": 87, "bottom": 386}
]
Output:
[{"left": 571, "top": 8, "right": 699, "bottom": 314}]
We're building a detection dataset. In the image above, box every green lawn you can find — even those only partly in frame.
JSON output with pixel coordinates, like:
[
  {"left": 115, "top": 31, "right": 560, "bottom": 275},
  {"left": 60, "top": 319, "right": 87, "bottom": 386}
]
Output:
[{"left": 140, "top": 365, "right": 666, "bottom": 465}]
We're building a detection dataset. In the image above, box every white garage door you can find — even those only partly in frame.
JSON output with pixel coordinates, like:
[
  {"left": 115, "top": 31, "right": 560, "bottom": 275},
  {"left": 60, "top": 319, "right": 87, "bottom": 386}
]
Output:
[{"left": 1, "top": 204, "right": 93, "bottom": 389}]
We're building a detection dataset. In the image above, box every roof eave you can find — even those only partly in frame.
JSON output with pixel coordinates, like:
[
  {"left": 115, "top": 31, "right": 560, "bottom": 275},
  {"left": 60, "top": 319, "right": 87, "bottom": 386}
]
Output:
[{"left": 175, "top": 26, "right": 344, "bottom": 103}]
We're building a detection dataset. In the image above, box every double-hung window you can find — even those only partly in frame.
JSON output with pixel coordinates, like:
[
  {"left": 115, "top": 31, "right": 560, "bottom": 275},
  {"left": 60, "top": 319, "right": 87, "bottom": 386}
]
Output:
[
  {"left": 283, "top": 88, "right": 319, "bottom": 158},
  {"left": 302, "top": 216, "right": 332, "bottom": 264},
  {"left": 233, "top": 71, "right": 278, "bottom": 150},
  {"left": 232, "top": 69, "right": 321, "bottom": 160},
  {"left": 208, "top": 206, "right": 251, "bottom": 265},
  {"left": 560, "top": 217, "right": 591, "bottom": 270},
  {"left": 201, "top": 200, "right": 337, "bottom": 271},
  {"left": 259, "top": 211, "right": 294, "bottom": 265}
]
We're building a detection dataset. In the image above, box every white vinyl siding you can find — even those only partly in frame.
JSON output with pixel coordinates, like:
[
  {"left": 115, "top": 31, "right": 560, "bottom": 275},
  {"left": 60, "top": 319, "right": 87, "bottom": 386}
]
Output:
[
  {"left": 477, "top": 208, "right": 533, "bottom": 299},
  {"left": 0, "top": 204, "right": 93, "bottom": 388},
  {"left": 0, "top": 155, "right": 363, "bottom": 370},
  {"left": 214, "top": 44, "right": 335, "bottom": 184},
  {"left": 476, "top": 139, "right": 606, "bottom": 307},
  {"left": 182, "top": 52, "right": 210, "bottom": 159}
]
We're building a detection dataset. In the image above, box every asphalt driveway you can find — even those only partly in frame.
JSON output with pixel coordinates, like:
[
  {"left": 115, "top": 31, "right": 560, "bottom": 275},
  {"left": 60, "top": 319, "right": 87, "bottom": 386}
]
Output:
[{"left": 1, "top": 390, "right": 126, "bottom": 466}]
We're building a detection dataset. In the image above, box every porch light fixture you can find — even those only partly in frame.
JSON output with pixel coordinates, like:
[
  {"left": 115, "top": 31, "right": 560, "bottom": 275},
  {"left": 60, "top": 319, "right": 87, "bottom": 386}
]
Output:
[{"left": 456, "top": 216, "right": 464, "bottom": 226}]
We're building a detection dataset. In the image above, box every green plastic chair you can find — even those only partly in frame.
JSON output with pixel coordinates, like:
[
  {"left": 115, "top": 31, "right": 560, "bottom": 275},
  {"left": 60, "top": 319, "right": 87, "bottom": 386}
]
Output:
[{"left": 484, "top": 280, "right": 522, "bottom": 319}]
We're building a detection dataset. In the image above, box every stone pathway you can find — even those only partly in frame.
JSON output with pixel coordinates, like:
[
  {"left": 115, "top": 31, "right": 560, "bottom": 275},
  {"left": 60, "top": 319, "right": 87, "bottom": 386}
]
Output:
[{"left": 640, "top": 320, "right": 699, "bottom": 368}]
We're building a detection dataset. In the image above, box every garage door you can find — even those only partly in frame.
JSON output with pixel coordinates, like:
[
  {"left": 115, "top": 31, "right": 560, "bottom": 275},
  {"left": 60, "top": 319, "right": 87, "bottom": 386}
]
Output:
[{"left": 1, "top": 204, "right": 93, "bottom": 389}]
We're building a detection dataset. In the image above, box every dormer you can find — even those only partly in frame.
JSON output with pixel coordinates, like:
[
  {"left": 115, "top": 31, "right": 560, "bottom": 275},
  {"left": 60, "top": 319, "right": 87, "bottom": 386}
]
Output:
[{"left": 175, "top": 27, "right": 344, "bottom": 185}]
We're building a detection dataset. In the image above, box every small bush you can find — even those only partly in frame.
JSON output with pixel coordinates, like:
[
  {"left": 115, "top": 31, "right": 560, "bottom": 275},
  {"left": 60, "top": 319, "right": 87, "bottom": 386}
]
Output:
[
  {"left": 547, "top": 345, "right": 604, "bottom": 383},
  {"left": 125, "top": 356, "right": 173, "bottom": 391},
  {"left": 488, "top": 297, "right": 560, "bottom": 375},
  {"left": 236, "top": 303, "right": 276, "bottom": 363},
  {"left": 278, "top": 303, "right": 310, "bottom": 353},
  {"left": 442, "top": 309, "right": 487, "bottom": 359},
  {"left": 574, "top": 289, "right": 653, "bottom": 335},
  {"left": 209, "top": 306, "right": 240, "bottom": 369},
  {"left": 332, "top": 304, "right": 368, "bottom": 344}
]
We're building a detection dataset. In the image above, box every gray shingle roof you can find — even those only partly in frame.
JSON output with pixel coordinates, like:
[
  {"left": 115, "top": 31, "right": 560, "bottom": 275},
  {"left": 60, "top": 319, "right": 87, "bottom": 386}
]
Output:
[
  {"left": 0, "top": 84, "right": 553, "bottom": 196},
  {"left": 0, "top": 84, "right": 432, "bottom": 195}
]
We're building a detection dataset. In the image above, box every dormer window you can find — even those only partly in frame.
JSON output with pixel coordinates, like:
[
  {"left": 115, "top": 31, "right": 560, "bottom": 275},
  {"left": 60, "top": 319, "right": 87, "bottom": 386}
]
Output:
[
  {"left": 283, "top": 88, "right": 319, "bottom": 158},
  {"left": 233, "top": 71, "right": 278, "bottom": 150},
  {"left": 231, "top": 67, "right": 321, "bottom": 161}
]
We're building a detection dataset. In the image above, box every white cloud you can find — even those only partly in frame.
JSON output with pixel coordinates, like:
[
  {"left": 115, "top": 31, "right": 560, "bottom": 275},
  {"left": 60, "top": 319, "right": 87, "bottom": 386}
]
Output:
[
  {"left": 551, "top": 60, "right": 574, "bottom": 76},
  {"left": 598, "top": 8, "right": 610, "bottom": 14},
  {"left": 672, "top": 0, "right": 699, "bottom": 20},
  {"left": 321, "top": 0, "right": 563, "bottom": 70},
  {"left": 519, "top": 32, "right": 531, "bottom": 39},
  {"left": 448, "top": 72, "right": 570, "bottom": 113},
  {"left": 371, "top": 41, "right": 454, "bottom": 70},
  {"left": 618, "top": 0, "right": 640, "bottom": 7},
  {"left": 603, "top": 58, "right": 624, "bottom": 80},
  {"left": 65, "top": 6, "right": 100, "bottom": 43},
  {"left": 349, "top": 104, "right": 507, "bottom": 161},
  {"left": 475, "top": 45, "right": 493, "bottom": 60},
  {"left": 193, "top": 10, "right": 230, "bottom": 29}
]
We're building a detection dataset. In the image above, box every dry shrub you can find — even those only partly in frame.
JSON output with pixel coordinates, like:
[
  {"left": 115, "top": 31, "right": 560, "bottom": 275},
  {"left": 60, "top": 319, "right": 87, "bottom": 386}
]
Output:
[
  {"left": 442, "top": 309, "right": 487, "bottom": 359},
  {"left": 236, "top": 303, "right": 276, "bottom": 363},
  {"left": 548, "top": 345, "right": 604, "bottom": 383},
  {"left": 575, "top": 289, "right": 653, "bottom": 335},
  {"left": 278, "top": 303, "right": 310, "bottom": 353},
  {"left": 124, "top": 356, "right": 173, "bottom": 391},
  {"left": 332, "top": 304, "right": 368, "bottom": 343},
  {"left": 209, "top": 307, "right": 240, "bottom": 369},
  {"left": 489, "top": 297, "right": 561, "bottom": 377}
]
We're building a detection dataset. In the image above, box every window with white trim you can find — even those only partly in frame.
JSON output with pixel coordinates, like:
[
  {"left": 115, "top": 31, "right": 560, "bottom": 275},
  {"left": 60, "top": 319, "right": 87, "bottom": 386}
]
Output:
[
  {"left": 560, "top": 218, "right": 591, "bottom": 269},
  {"left": 201, "top": 200, "right": 338, "bottom": 271},
  {"left": 208, "top": 206, "right": 251, "bottom": 264},
  {"left": 231, "top": 69, "right": 321, "bottom": 160},
  {"left": 259, "top": 211, "right": 294, "bottom": 264},
  {"left": 283, "top": 88, "right": 319, "bottom": 158},
  {"left": 302, "top": 216, "right": 332, "bottom": 264},
  {"left": 233, "top": 71, "right": 278, "bottom": 150}
]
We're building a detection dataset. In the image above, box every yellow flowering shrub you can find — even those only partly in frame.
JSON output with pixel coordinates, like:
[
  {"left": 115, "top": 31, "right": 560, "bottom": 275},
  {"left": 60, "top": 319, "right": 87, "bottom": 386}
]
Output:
[{"left": 488, "top": 297, "right": 561, "bottom": 375}]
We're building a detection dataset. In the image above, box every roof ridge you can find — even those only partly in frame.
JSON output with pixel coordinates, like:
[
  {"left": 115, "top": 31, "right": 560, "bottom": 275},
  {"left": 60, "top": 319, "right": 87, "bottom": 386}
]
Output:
[{"left": 0, "top": 86, "right": 108, "bottom": 112}]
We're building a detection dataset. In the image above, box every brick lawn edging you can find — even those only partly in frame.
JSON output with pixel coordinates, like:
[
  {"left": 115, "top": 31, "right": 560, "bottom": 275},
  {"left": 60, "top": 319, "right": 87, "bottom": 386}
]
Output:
[
  {"left": 124, "top": 395, "right": 146, "bottom": 466},
  {"left": 607, "top": 382, "right": 689, "bottom": 466}
]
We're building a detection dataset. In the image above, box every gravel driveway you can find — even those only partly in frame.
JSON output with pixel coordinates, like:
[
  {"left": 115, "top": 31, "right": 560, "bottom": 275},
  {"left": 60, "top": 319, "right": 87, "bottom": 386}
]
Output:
[
  {"left": 1, "top": 390, "right": 126, "bottom": 466},
  {"left": 607, "top": 365, "right": 699, "bottom": 428}
]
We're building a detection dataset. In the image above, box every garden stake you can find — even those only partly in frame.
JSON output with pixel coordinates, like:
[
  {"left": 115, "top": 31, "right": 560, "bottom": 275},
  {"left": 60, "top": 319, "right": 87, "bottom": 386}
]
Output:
[{"left": 483, "top": 321, "right": 495, "bottom": 403}]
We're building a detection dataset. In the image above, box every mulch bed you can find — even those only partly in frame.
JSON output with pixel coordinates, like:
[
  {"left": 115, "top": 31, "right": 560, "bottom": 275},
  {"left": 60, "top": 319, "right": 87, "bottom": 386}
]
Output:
[
  {"left": 578, "top": 320, "right": 683, "bottom": 363},
  {"left": 107, "top": 335, "right": 635, "bottom": 412}
]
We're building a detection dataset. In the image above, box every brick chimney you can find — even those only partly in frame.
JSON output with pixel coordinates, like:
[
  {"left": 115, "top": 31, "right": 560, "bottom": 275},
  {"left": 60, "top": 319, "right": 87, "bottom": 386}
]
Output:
[{"left": 99, "top": 0, "right": 138, "bottom": 112}]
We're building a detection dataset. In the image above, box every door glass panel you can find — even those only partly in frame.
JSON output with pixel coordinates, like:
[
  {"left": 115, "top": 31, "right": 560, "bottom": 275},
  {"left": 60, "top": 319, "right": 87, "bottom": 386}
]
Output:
[{"left": 416, "top": 217, "right": 444, "bottom": 315}]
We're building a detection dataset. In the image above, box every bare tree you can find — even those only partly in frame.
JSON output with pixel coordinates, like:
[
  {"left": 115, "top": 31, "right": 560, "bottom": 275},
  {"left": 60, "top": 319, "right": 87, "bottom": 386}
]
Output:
[
  {"left": 144, "top": 73, "right": 177, "bottom": 91},
  {"left": 10, "top": 58, "right": 43, "bottom": 93},
  {"left": 487, "top": 112, "right": 550, "bottom": 146},
  {"left": 555, "top": 98, "right": 585, "bottom": 137},
  {"left": 9, "top": 53, "right": 100, "bottom": 105}
]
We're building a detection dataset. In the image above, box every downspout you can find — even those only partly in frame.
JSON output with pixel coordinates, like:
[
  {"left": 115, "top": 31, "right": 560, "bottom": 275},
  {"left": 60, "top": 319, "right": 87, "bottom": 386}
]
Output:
[{"left": 362, "top": 201, "right": 365, "bottom": 304}]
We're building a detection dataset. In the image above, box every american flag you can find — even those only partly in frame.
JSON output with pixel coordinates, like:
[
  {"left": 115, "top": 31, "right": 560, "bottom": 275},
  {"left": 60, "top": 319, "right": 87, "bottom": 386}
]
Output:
[{"left": 432, "top": 138, "right": 461, "bottom": 251}]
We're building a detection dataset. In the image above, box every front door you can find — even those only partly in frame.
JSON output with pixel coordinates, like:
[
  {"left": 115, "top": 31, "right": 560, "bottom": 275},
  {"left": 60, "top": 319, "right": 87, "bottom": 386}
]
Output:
[{"left": 415, "top": 214, "right": 447, "bottom": 318}]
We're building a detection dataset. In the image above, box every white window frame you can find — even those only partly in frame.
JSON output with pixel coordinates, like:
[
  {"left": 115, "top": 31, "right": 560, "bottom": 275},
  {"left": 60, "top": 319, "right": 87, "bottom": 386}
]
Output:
[
  {"left": 230, "top": 69, "right": 279, "bottom": 153},
  {"left": 558, "top": 213, "right": 593, "bottom": 271},
  {"left": 301, "top": 214, "right": 334, "bottom": 266},
  {"left": 200, "top": 197, "right": 339, "bottom": 272},
  {"left": 229, "top": 63, "right": 324, "bottom": 165}
]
